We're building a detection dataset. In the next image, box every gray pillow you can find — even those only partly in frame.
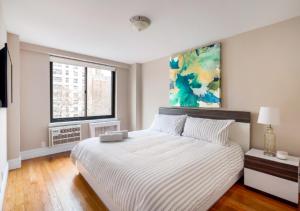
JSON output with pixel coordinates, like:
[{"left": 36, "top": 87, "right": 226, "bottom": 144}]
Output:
[
  {"left": 150, "top": 114, "right": 187, "bottom": 136},
  {"left": 182, "top": 117, "right": 235, "bottom": 146}
]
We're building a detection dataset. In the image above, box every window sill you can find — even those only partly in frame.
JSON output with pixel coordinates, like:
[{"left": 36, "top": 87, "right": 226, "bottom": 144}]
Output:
[{"left": 48, "top": 118, "right": 119, "bottom": 127}]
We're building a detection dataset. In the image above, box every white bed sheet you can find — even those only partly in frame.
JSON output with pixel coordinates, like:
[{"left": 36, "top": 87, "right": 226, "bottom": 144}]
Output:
[{"left": 71, "top": 130, "right": 244, "bottom": 211}]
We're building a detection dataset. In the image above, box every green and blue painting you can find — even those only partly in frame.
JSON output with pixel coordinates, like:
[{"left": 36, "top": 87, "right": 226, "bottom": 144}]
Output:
[{"left": 169, "top": 43, "right": 221, "bottom": 108}]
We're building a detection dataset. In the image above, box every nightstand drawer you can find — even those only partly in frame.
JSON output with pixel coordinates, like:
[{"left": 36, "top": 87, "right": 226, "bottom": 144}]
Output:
[
  {"left": 245, "top": 155, "right": 298, "bottom": 182},
  {"left": 244, "top": 168, "right": 299, "bottom": 204}
]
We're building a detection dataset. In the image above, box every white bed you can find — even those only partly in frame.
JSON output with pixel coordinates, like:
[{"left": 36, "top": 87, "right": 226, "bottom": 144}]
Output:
[{"left": 71, "top": 107, "right": 251, "bottom": 211}]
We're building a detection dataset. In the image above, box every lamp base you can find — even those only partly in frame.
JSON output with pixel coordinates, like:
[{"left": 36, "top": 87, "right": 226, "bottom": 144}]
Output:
[
  {"left": 263, "top": 151, "right": 275, "bottom": 157},
  {"left": 263, "top": 125, "right": 276, "bottom": 157}
]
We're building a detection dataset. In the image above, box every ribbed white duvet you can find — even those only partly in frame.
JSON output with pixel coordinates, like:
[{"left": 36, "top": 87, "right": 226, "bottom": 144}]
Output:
[{"left": 71, "top": 130, "right": 244, "bottom": 211}]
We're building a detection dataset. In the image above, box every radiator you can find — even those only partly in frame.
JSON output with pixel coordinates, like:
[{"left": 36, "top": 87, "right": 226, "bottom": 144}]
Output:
[
  {"left": 49, "top": 124, "right": 81, "bottom": 146},
  {"left": 89, "top": 121, "right": 120, "bottom": 137}
]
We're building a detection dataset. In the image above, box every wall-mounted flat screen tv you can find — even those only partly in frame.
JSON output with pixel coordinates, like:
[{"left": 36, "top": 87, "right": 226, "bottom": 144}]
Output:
[{"left": 0, "top": 43, "right": 12, "bottom": 108}]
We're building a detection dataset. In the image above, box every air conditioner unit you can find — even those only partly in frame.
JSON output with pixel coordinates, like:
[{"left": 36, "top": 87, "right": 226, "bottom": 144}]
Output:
[
  {"left": 49, "top": 124, "right": 81, "bottom": 147},
  {"left": 89, "top": 121, "right": 120, "bottom": 137}
]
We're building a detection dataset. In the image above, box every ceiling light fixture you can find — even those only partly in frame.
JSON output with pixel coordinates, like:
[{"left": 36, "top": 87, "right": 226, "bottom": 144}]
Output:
[{"left": 130, "top": 15, "right": 151, "bottom": 31}]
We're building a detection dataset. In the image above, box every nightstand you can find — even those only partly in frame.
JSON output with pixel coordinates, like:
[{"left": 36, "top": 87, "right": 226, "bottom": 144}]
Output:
[{"left": 244, "top": 148, "right": 299, "bottom": 204}]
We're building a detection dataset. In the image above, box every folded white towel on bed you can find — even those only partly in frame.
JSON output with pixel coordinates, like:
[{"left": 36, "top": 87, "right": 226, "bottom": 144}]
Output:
[
  {"left": 99, "top": 133, "right": 123, "bottom": 142},
  {"left": 106, "top": 130, "right": 128, "bottom": 139}
]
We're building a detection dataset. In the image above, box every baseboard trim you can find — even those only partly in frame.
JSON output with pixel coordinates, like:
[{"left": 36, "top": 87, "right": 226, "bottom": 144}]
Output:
[
  {"left": 8, "top": 156, "right": 21, "bottom": 170},
  {"left": 0, "top": 162, "right": 8, "bottom": 210},
  {"left": 21, "top": 142, "right": 78, "bottom": 160}
]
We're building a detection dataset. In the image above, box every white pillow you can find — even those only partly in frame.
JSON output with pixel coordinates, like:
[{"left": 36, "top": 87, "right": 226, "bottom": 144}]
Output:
[
  {"left": 182, "top": 117, "right": 235, "bottom": 146},
  {"left": 149, "top": 114, "right": 187, "bottom": 136}
]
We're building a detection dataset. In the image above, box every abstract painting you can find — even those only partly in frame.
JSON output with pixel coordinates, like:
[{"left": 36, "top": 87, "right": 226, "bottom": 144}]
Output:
[{"left": 169, "top": 43, "right": 221, "bottom": 108}]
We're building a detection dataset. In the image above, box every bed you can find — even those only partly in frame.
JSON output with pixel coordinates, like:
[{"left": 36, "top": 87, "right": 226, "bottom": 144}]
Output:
[{"left": 71, "top": 107, "right": 251, "bottom": 211}]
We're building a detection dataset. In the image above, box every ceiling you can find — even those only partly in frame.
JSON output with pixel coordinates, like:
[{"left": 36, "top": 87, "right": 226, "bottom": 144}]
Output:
[{"left": 2, "top": 0, "right": 300, "bottom": 64}]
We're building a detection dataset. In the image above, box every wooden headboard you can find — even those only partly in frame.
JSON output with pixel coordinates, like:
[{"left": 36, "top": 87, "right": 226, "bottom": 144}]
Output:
[
  {"left": 159, "top": 107, "right": 250, "bottom": 123},
  {"left": 159, "top": 107, "right": 251, "bottom": 152}
]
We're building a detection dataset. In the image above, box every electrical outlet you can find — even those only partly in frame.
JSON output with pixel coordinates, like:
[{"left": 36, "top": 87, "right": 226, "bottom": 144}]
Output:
[{"left": 41, "top": 140, "right": 47, "bottom": 148}]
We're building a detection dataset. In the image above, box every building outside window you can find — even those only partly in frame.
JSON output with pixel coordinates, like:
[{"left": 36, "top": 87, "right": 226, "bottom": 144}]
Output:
[{"left": 50, "top": 57, "right": 115, "bottom": 122}]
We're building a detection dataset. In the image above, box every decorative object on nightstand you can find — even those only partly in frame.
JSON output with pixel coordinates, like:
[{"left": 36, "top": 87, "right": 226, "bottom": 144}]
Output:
[
  {"left": 276, "top": 150, "right": 288, "bottom": 160},
  {"left": 244, "top": 148, "right": 299, "bottom": 204},
  {"left": 257, "top": 107, "right": 280, "bottom": 156}
]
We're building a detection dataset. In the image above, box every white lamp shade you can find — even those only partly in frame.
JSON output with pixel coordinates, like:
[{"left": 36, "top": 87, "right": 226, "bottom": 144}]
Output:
[{"left": 257, "top": 107, "right": 280, "bottom": 125}]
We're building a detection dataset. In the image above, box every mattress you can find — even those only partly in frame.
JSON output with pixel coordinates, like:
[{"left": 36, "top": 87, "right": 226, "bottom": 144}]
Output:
[{"left": 71, "top": 130, "right": 244, "bottom": 211}]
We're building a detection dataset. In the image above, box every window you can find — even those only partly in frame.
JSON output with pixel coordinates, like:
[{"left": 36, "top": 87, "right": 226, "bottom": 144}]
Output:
[
  {"left": 50, "top": 59, "right": 115, "bottom": 122},
  {"left": 53, "top": 69, "right": 62, "bottom": 75},
  {"left": 53, "top": 76, "right": 62, "bottom": 83}
]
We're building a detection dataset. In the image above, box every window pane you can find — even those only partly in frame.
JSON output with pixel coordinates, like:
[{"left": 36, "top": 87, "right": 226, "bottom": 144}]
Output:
[
  {"left": 87, "top": 68, "right": 112, "bottom": 116},
  {"left": 52, "top": 62, "right": 85, "bottom": 119}
]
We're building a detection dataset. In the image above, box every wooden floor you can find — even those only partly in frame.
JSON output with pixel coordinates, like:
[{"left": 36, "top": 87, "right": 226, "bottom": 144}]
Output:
[{"left": 3, "top": 152, "right": 299, "bottom": 211}]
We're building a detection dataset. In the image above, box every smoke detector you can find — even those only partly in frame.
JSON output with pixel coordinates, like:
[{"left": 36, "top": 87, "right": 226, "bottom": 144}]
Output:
[{"left": 130, "top": 16, "right": 151, "bottom": 31}]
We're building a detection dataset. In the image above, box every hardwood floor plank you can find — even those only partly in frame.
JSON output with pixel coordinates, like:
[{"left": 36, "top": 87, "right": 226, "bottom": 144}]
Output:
[
  {"left": 54, "top": 156, "right": 92, "bottom": 210},
  {"left": 43, "top": 155, "right": 80, "bottom": 210},
  {"left": 4, "top": 169, "right": 16, "bottom": 210},
  {"left": 229, "top": 185, "right": 297, "bottom": 211},
  {"left": 3, "top": 152, "right": 299, "bottom": 211},
  {"left": 39, "top": 159, "right": 64, "bottom": 210},
  {"left": 61, "top": 164, "right": 105, "bottom": 210},
  {"left": 25, "top": 159, "right": 46, "bottom": 211}
]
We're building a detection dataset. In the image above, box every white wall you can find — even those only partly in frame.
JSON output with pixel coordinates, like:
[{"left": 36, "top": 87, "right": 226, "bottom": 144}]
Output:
[
  {"left": 0, "top": 2, "right": 5, "bottom": 47},
  {"left": 0, "top": 109, "right": 7, "bottom": 197},
  {"left": 141, "top": 17, "right": 300, "bottom": 156},
  {"left": 129, "top": 63, "right": 142, "bottom": 130},
  {"left": 20, "top": 43, "right": 131, "bottom": 151},
  {"left": 20, "top": 49, "right": 50, "bottom": 150},
  {"left": 0, "top": 0, "right": 8, "bottom": 207},
  {"left": 7, "top": 33, "right": 21, "bottom": 161},
  {"left": 142, "top": 57, "right": 169, "bottom": 128}
]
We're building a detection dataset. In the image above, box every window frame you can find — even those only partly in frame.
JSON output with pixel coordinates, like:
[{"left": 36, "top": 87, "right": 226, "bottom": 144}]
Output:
[{"left": 50, "top": 61, "right": 116, "bottom": 123}]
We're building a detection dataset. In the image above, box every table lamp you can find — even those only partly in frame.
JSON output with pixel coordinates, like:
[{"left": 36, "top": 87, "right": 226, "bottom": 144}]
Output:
[{"left": 257, "top": 107, "right": 280, "bottom": 156}]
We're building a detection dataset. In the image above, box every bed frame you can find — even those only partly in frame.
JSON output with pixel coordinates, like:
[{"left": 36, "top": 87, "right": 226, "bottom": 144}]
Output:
[{"left": 76, "top": 107, "right": 251, "bottom": 211}]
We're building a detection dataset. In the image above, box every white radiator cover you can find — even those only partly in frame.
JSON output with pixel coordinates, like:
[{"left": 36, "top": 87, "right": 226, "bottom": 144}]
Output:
[
  {"left": 49, "top": 124, "right": 81, "bottom": 146},
  {"left": 89, "top": 121, "right": 120, "bottom": 137}
]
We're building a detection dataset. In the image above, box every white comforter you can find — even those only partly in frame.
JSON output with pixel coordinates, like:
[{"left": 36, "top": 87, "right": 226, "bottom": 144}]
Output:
[{"left": 71, "top": 130, "right": 244, "bottom": 211}]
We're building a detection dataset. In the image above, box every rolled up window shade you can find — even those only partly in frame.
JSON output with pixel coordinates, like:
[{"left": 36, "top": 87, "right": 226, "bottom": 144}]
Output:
[{"left": 50, "top": 56, "right": 115, "bottom": 71}]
